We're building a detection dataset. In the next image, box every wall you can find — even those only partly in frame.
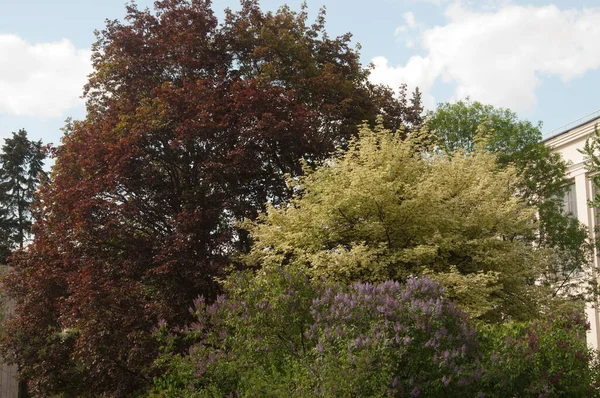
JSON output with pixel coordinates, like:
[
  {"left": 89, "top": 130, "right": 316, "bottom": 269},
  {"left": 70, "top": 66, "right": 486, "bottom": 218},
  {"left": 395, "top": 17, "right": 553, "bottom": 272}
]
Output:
[{"left": 546, "top": 117, "right": 600, "bottom": 349}]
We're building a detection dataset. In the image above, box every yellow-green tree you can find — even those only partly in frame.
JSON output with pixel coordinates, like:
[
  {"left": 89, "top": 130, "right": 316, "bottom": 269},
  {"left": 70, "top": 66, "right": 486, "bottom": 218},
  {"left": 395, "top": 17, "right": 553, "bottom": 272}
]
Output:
[{"left": 244, "top": 122, "right": 554, "bottom": 321}]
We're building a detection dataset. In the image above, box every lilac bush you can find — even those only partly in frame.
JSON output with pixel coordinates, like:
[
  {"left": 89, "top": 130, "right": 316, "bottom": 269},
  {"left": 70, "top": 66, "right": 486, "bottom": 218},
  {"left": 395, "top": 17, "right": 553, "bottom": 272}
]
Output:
[
  {"left": 308, "top": 278, "right": 481, "bottom": 396},
  {"left": 150, "top": 269, "right": 600, "bottom": 396},
  {"left": 150, "top": 269, "right": 482, "bottom": 396}
]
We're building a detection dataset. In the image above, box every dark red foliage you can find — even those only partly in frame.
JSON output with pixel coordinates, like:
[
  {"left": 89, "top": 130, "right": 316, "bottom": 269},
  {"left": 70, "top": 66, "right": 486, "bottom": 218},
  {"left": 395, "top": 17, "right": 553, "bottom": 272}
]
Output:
[{"left": 1, "top": 1, "right": 422, "bottom": 396}]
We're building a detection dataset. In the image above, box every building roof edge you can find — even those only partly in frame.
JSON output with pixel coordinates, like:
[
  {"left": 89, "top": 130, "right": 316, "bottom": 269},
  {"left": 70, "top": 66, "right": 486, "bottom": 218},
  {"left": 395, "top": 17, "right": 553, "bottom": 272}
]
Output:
[{"left": 542, "top": 111, "right": 600, "bottom": 143}]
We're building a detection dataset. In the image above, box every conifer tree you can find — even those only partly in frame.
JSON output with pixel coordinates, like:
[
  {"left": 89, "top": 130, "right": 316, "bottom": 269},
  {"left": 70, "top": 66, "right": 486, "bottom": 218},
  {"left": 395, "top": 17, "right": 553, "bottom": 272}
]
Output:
[{"left": 0, "top": 129, "right": 45, "bottom": 259}]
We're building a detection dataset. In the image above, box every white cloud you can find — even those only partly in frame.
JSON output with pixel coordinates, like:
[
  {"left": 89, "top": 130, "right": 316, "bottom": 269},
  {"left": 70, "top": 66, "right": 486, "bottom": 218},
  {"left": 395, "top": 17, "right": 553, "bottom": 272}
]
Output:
[
  {"left": 0, "top": 35, "right": 92, "bottom": 118},
  {"left": 371, "top": 2, "right": 600, "bottom": 111},
  {"left": 410, "top": 0, "right": 508, "bottom": 9},
  {"left": 394, "top": 12, "right": 422, "bottom": 50},
  {"left": 369, "top": 56, "right": 440, "bottom": 109},
  {"left": 403, "top": 12, "right": 417, "bottom": 28},
  {"left": 395, "top": 12, "right": 419, "bottom": 35},
  {"left": 410, "top": 0, "right": 447, "bottom": 6}
]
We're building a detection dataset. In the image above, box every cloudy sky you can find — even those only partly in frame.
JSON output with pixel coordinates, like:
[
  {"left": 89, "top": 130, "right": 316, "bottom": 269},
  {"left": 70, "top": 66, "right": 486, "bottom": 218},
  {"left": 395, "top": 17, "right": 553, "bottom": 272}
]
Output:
[{"left": 1, "top": 0, "right": 600, "bottom": 148}]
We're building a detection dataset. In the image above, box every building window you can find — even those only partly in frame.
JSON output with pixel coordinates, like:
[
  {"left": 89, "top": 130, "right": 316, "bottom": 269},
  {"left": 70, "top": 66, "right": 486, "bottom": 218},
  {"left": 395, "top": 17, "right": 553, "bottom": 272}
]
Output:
[{"left": 562, "top": 182, "right": 577, "bottom": 216}]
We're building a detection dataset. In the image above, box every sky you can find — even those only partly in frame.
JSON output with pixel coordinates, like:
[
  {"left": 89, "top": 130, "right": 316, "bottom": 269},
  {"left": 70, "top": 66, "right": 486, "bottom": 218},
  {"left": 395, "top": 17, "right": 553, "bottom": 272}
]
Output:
[{"left": 2, "top": 0, "right": 600, "bottom": 150}]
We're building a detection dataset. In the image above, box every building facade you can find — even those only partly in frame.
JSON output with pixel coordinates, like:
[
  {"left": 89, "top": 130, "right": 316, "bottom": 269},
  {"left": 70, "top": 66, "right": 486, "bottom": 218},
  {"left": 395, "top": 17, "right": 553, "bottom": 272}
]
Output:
[{"left": 545, "top": 113, "right": 600, "bottom": 349}]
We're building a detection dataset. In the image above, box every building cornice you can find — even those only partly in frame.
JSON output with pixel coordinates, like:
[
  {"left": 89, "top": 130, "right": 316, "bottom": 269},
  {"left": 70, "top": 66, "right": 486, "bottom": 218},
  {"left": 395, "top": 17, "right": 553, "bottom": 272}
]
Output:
[
  {"left": 543, "top": 113, "right": 600, "bottom": 142},
  {"left": 566, "top": 161, "right": 586, "bottom": 175},
  {"left": 545, "top": 118, "right": 599, "bottom": 150}
]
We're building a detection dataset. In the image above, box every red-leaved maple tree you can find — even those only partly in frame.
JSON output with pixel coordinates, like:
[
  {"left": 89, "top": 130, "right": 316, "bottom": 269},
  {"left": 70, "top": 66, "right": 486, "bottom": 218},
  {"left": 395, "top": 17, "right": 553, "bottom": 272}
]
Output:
[{"left": 1, "top": 0, "right": 422, "bottom": 395}]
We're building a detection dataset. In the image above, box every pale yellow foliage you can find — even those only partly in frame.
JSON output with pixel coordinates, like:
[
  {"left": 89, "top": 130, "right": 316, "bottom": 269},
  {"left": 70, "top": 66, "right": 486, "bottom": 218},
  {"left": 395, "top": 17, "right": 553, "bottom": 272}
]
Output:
[{"left": 243, "top": 122, "right": 551, "bottom": 321}]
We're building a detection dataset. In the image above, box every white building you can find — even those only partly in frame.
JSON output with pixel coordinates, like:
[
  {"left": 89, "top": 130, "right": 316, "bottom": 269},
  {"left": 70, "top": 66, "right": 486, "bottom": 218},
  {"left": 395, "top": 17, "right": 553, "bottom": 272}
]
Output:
[{"left": 545, "top": 111, "right": 600, "bottom": 349}]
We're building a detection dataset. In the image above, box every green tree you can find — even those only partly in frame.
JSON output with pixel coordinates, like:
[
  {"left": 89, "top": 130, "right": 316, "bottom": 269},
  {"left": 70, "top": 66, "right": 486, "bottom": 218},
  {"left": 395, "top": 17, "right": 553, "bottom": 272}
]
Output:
[
  {"left": 426, "top": 100, "right": 540, "bottom": 161},
  {"left": 0, "top": 129, "right": 45, "bottom": 259},
  {"left": 243, "top": 122, "right": 555, "bottom": 321},
  {"left": 581, "top": 126, "right": 600, "bottom": 204},
  {"left": 427, "top": 100, "right": 594, "bottom": 302}
]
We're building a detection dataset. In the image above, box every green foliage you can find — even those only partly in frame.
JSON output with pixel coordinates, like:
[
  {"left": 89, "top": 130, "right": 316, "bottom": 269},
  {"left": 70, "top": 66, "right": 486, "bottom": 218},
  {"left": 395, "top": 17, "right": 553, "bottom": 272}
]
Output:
[
  {"left": 150, "top": 269, "right": 482, "bottom": 397},
  {"left": 582, "top": 125, "right": 600, "bottom": 208},
  {"left": 150, "top": 269, "right": 319, "bottom": 397},
  {"left": 151, "top": 269, "right": 600, "bottom": 397},
  {"left": 477, "top": 313, "right": 600, "bottom": 397},
  {"left": 244, "top": 121, "right": 552, "bottom": 321},
  {"left": 427, "top": 100, "right": 541, "bottom": 163},
  {"left": 428, "top": 100, "right": 594, "bottom": 301}
]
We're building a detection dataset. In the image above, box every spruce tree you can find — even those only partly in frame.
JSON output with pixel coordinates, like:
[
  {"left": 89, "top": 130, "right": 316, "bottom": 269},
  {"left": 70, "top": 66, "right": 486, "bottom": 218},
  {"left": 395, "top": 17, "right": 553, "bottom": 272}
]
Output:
[{"left": 0, "top": 129, "right": 45, "bottom": 259}]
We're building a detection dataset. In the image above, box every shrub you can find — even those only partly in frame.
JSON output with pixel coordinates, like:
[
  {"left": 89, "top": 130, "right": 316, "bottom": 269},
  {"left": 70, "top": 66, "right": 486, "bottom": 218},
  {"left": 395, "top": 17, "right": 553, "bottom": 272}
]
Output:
[
  {"left": 151, "top": 269, "right": 600, "bottom": 397},
  {"left": 150, "top": 269, "right": 481, "bottom": 397},
  {"left": 477, "top": 313, "right": 600, "bottom": 398}
]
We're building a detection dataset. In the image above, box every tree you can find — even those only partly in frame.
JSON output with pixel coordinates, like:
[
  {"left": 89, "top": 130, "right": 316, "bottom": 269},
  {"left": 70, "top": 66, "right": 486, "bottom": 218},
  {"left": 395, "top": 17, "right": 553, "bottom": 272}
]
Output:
[
  {"left": 0, "top": 129, "right": 45, "bottom": 260},
  {"left": 426, "top": 100, "right": 541, "bottom": 161},
  {"left": 243, "top": 121, "right": 557, "bottom": 322},
  {"left": 0, "top": 1, "right": 422, "bottom": 396},
  {"left": 427, "top": 100, "right": 594, "bottom": 301},
  {"left": 580, "top": 126, "right": 600, "bottom": 207}
]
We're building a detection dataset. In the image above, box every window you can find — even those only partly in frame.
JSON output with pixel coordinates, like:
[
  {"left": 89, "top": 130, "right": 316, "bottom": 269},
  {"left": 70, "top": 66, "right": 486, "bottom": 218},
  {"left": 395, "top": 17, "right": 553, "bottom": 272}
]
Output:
[{"left": 562, "top": 182, "right": 577, "bottom": 216}]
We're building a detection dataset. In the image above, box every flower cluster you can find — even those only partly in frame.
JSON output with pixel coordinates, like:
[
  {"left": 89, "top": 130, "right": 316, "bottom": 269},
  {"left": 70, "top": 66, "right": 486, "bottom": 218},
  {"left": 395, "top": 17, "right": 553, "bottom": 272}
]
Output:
[{"left": 309, "top": 277, "right": 480, "bottom": 396}]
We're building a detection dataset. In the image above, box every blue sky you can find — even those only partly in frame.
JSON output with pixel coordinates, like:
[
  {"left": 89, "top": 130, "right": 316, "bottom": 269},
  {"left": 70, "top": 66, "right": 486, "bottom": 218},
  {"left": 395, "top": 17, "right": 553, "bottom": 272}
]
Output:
[{"left": 1, "top": 0, "right": 600, "bottom": 148}]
